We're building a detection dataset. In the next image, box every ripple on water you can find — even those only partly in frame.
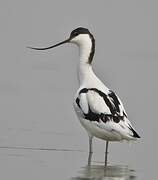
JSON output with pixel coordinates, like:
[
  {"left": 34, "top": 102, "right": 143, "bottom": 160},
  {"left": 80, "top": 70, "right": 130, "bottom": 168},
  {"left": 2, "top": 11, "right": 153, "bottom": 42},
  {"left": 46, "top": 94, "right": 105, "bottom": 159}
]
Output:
[{"left": 72, "top": 164, "right": 136, "bottom": 180}]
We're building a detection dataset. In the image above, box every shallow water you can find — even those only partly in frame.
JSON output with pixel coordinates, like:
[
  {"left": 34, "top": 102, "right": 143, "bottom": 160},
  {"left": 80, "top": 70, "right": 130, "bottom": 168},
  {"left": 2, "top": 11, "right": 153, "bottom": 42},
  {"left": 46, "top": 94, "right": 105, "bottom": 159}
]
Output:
[
  {"left": 0, "top": 145, "right": 137, "bottom": 180},
  {"left": 72, "top": 165, "right": 136, "bottom": 180},
  {"left": 0, "top": 131, "right": 143, "bottom": 180},
  {"left": 0, "top": 113, "right": 154, "bottom": 180}
]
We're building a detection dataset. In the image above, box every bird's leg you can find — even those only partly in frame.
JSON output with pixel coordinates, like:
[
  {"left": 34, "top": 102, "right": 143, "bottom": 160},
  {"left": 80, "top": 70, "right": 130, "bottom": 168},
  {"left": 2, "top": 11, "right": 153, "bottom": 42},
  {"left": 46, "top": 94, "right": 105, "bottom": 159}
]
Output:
[
  {"left": 89, "top": 136, "right": 93, "bottom": 153},
  {"left": 105, "top": 141, "right": 109, "bottom": 166},
  {"left": 88, "top": 136, "right": 93, "bottom": 166}
]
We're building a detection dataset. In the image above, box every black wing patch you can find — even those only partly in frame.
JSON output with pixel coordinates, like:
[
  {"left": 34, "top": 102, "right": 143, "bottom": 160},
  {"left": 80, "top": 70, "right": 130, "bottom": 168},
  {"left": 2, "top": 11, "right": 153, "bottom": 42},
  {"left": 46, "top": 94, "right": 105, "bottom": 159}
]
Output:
[
  {"left": 108, "top": 90, "right": 120, "bottom": 113},
  {"left": 76, "top": 97, "right": 80, "bottom": 108},
  {"left": 76, "top": 88, "right": 126, "bottom": 123}
]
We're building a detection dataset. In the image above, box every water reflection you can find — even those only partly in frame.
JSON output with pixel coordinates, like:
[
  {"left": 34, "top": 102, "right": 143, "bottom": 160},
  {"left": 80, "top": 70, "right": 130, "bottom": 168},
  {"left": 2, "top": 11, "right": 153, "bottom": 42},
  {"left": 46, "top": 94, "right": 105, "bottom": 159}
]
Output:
[
  {"left": 72, "top": 154, "right": 136, "bottom": 180},
  {"left": 72, "top": 164, "right": 136, "bottom": 180}
]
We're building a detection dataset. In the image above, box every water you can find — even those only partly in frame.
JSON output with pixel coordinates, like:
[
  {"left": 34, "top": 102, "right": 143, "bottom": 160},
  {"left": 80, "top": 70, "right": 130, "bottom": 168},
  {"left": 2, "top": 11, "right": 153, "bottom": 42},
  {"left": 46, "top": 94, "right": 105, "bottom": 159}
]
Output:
[
  {"left": 0, "top": 116, "right": 154, "bottom": 179},
  {"left": 72, "top": 165, "right": 136, "bottom": 180},
  {"left": 0, "top": 141, "right": 139, "bottom": 180},
  {"left": 0, "top": 144, "right": 137, "bottom": 180},
  {"left": 0, "top": 130, "right": 146, "bottom": 180}
]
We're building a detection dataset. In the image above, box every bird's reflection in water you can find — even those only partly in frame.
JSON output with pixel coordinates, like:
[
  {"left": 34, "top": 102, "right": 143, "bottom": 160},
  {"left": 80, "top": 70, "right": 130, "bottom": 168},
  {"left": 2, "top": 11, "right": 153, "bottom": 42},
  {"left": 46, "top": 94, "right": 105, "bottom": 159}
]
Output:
[
  {"left": 72, "top": 165, "right": 136, "bottom": 180},
  {"left": 72, "top": 153, "right": 136, "bottom": 180}
]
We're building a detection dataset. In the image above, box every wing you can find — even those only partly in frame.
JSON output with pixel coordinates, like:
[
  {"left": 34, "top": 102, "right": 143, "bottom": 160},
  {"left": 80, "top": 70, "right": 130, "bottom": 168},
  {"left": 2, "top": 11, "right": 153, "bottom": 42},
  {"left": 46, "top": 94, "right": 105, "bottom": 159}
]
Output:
[
  {"left": 75, "top": 88, "right": 140, "bottom": 139},
  {"left": 75, "top": 88, "right": 127, "bottom": 123}
]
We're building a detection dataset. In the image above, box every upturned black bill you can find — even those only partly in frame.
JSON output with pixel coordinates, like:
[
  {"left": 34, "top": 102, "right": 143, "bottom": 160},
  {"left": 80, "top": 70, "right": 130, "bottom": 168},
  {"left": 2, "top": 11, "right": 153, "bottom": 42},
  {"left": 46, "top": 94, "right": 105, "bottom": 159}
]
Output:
[{"left": 27, "top": 39, "right": 70, "bottom": 50}]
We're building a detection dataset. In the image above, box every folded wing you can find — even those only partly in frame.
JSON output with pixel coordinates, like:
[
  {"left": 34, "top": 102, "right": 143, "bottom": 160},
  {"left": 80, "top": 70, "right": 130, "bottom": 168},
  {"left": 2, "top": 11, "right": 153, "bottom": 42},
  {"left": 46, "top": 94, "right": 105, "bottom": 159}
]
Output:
[
  {"left": 76, "top": 88, "right": 126, "bottom": 122},
  {"left": 75, "top": 88, "right": 140, "bottom": 139}
]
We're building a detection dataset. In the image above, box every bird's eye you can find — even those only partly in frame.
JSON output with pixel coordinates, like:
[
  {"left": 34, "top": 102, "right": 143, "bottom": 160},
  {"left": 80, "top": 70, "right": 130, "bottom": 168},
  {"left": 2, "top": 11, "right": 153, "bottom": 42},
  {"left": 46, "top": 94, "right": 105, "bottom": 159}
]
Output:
[
  {"left": 70, "top": 31, "right": 80, "bottom": 38},
  {"left": 74, "top": 32, "right": 79, "bottom": 36}
]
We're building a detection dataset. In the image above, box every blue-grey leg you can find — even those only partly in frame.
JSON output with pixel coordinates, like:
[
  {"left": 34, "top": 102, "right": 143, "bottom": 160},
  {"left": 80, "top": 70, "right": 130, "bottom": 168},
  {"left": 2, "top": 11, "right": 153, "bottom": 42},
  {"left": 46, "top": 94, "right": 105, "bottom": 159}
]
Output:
[
  {"left": 105, "top": 141, "right": 109, "bottom": 166},
  {"left": 88, "top": 136, "right": 93, "bottom": 165}
]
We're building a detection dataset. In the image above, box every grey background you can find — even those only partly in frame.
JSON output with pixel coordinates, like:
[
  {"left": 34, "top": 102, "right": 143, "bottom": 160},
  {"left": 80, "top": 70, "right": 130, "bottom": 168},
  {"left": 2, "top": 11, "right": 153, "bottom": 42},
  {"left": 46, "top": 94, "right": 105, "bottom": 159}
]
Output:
[{"left": 0, "top": 0, "right": 157, "bottom": 179}]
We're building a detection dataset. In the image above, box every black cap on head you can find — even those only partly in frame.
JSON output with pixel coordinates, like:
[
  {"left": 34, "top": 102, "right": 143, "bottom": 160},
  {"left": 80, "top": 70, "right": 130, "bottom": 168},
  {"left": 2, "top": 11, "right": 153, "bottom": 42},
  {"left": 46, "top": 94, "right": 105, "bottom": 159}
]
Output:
[{"left": 70, "top": 27, "right": 90, "bottom": 39}]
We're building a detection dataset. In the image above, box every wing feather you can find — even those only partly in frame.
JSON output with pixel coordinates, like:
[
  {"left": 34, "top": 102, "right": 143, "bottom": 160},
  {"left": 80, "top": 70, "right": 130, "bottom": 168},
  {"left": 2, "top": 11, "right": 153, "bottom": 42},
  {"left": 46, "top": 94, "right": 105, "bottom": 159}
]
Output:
[
  {"left": 87, "top": 90, "right": 111, "bottom": 114},
  {"left": 75, "top": 88, "right": 140, "bottom": 139},
  {"left": 76, "top": 88, "right": 127, "bottom": 123},
  {"left": 79, "top": 93, "right": 89, "bottom": 114}
]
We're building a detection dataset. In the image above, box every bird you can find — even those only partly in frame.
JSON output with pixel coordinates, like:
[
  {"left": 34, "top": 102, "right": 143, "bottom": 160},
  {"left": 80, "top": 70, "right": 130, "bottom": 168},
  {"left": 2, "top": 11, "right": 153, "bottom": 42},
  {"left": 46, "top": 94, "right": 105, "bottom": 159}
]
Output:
[{"left": 28, "top": 27, "right": 140, "bottom": 166}]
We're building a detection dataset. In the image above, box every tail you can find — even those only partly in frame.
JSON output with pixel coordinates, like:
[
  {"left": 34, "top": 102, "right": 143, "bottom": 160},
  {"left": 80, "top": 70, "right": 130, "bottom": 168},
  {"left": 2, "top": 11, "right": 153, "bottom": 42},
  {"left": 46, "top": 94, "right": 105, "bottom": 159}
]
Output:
[
  {"left": 128, "top": 124, "right": 140, "bottom": 138},
  {"left": 123, "top": 118, "right": 141, "bottom": 140},
  {"left": 116, "top": 118, "right": 141, "bottom": 140}
]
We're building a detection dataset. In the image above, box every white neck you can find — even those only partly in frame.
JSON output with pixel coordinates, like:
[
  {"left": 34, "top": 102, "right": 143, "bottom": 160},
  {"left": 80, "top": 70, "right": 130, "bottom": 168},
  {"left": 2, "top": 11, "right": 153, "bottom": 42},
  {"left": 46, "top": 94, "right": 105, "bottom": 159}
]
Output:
[
  {"left": 75, "top": 35, "right": 92, "bottom": 84},
  {"left": 71, "top": 34, "right": 97, "bottom": 86},
  {"left": 78, "top": 52, "right": 108, "bottom": 92},
  {"left": 78, "top": 43, "right": 97, "bottom": 86},
  {"left": 71, "top": 33, "right": 108, "bottom": 91}
]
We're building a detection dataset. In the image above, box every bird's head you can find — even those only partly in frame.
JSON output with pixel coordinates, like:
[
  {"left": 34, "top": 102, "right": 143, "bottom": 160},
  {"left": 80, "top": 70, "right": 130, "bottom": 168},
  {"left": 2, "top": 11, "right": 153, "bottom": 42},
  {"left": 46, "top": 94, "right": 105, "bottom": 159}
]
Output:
[{"left": 69, "top": 27, "right": 94, "bottom": 46}]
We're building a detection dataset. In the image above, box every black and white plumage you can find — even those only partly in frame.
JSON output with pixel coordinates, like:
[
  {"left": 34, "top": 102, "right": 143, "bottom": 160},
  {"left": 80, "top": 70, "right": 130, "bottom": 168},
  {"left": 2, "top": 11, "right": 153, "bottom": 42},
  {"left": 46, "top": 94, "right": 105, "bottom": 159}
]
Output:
[
  {"left": 71, "top": 28, "right": 140, "bottom": 142},
  {"left": 29, "top": 27, "right": 140, "bottom": 165},
  {"left": 74, "top": 87, "right": 140, "bottom": 141}
]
